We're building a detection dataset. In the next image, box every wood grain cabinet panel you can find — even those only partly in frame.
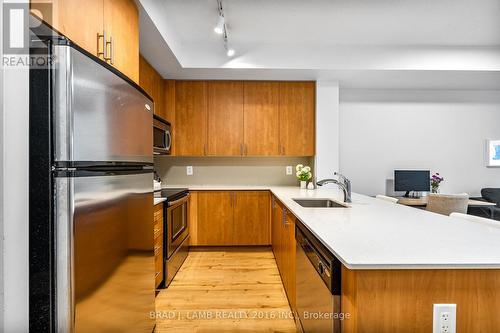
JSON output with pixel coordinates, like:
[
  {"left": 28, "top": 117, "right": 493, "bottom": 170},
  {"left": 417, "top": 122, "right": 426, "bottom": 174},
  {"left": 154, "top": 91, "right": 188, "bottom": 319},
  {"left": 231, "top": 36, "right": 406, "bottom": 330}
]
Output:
[
  {"left": 153, "top": 203, "right": 164, "bottom": 288},
  {"left": 139, "top": 55, "right": 165, "bottom": 118},
  {"left": 271, "top": 196, "right": 296, "bottom": 310},
  {"left": 195, "top": 191, "right": 234, "bottom": 246},
  {"left": 40, "top": 0, "right": 104, "bottom": 57},
  {"left": 103, "top": 0, "right": 139, "bottom": 83},
  {"left": 272, "top": 198, "right": 284, "bottom": 270},
  {"left": 282, "top": 210, "right": 296, "bottom": 309},
  {"left": 342, "top": 268, "right": 500, "bottom": 333},
  {"left": 243, "top": 82, "right": 280, "bottom": 156},
  {"left": 279, "top": 82, "right": 315, "bottom": 156},
  {"left": 233, "top": 191, "right": 271, "bottom": 245},
  {"left": 191, "top": 191, "right": 271, "bottom": 246},
  {"left": 139, "top": 55, "right": 155, "bottom": 99},
  {"left": 32, "top": 0, "right": 139, "bottom": 83},
  {"left": 175, "top": 81, "right": 208, "bottom": 156},
  {"left": 207, "top": 81, "right": 244, "bottom": 156}
]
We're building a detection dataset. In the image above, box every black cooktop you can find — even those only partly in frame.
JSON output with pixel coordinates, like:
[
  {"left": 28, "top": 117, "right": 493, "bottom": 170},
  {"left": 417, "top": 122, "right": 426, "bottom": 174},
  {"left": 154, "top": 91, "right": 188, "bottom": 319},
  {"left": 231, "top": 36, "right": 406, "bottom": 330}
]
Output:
[{"left": 158, "top": 188, "right": 189, "bottom": 202}]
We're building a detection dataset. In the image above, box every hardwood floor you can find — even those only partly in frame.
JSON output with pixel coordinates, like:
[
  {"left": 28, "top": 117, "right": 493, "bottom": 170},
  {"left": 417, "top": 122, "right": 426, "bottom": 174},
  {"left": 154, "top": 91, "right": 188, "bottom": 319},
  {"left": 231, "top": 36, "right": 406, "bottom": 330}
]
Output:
[{"left": 155, "top": 247, "right": 297, "bottom": 333}]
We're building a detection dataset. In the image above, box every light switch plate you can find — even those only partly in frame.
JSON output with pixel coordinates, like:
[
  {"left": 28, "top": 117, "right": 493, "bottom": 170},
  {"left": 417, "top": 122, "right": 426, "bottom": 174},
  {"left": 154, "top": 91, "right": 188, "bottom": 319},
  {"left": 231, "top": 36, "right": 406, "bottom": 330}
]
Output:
[
  {"left": 286, "top": 166, "right": 293, "bottom": 175},
  {"left": 433, "top": 304, "right": 456, "bottom": 333},
  {"left": 186, "top": 166, "right": 193, "bottom": 176}
]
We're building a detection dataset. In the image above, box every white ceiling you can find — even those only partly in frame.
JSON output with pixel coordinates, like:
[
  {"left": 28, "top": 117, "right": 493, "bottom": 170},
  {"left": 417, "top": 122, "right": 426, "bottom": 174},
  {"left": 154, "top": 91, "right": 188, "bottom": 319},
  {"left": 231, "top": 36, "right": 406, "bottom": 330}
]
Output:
[{"left": 138, "top": 0, "right": 500, "bottom": 89}]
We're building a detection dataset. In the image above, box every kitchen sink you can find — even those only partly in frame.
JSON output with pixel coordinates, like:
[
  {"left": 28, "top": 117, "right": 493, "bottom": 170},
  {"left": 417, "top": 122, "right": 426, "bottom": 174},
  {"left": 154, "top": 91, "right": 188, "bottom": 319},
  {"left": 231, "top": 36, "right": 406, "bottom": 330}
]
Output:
[{"left": 292, "top": 198, "right": 348, "bottom": 208}]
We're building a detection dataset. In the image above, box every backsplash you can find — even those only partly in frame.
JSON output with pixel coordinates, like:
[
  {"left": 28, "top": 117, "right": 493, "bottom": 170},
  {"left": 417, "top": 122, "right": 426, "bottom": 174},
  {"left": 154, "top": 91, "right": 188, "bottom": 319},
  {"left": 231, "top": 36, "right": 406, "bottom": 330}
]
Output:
[{"left": 154, "top": 157, "right": 314, "bottom": 186}]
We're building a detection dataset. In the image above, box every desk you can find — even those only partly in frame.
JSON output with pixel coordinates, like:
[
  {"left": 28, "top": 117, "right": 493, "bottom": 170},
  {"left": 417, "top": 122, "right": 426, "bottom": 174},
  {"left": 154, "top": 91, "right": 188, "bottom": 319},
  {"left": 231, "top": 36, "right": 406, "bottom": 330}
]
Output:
[{"left": 397, "top": 197, "right": 497, "bottom": 218}]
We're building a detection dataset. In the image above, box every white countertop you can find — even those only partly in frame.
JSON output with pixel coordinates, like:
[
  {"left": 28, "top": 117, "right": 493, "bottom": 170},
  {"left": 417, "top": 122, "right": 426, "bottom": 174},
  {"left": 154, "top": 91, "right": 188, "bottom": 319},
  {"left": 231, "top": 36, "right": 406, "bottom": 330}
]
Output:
[
  {"left": 154, "top": 197, "right": 166, "bottom": 205},
  {"left": 164, "top": 185, "right": 500, "bottom": 269}
]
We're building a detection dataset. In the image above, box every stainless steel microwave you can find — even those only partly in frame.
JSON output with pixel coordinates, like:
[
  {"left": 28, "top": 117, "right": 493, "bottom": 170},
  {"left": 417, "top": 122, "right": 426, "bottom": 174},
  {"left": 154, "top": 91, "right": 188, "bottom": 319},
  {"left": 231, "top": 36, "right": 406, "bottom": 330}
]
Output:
[{"left": 153, "top": 115, "right": 172, "bottom": 155}]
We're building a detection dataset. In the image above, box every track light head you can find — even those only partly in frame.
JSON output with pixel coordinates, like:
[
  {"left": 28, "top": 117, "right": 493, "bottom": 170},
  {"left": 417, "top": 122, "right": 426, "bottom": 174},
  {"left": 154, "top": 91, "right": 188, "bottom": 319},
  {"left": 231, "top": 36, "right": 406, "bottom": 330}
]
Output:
[{"left": 214, "top": 15, "right": 225, "bottom": 34}]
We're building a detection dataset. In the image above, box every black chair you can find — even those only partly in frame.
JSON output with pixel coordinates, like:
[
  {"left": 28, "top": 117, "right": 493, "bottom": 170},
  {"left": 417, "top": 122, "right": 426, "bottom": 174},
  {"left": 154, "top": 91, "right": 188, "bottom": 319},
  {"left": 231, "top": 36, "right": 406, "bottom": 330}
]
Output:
[{"left": 468, "top": 188, "right": 500, "bottom": 220}]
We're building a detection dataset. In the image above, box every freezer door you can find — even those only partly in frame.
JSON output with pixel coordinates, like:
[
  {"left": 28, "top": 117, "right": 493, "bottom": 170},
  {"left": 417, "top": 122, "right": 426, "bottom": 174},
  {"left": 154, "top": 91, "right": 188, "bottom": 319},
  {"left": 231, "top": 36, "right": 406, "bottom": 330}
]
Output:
[
  {"left": 53, "top": 44, "right": 153, "bottom": 165},
  {"left": 55, "top": 171, "right": 155, "bottom": 333}
]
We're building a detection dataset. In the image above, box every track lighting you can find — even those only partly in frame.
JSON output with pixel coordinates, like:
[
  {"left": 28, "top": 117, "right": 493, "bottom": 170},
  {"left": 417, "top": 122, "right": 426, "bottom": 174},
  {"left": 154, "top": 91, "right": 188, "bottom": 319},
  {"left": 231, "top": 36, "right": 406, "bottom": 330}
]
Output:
[
  {"left": 214, "top": 15, "right": 224, "bottom": 34},
  {"left": 215, "top": 0, "right": 235, "bottom": 57}
]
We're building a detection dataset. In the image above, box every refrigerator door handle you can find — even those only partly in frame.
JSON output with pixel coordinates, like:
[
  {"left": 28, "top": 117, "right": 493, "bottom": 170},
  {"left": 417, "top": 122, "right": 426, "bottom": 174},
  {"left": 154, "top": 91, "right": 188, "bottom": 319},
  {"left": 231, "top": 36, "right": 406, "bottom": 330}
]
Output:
[{"left": 55, "top": 176, "right": 75, "bottom": 333}]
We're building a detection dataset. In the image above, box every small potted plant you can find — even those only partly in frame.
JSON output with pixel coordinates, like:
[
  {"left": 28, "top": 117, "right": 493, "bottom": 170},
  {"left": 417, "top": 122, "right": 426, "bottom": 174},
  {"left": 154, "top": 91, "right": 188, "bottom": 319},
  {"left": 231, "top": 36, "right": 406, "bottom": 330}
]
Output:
[
  {"left": 430, "top": 173, "right": 444, "bottom": 193},
  {"left": 296, "top": 164, "right": 312, "bottom": 189}
]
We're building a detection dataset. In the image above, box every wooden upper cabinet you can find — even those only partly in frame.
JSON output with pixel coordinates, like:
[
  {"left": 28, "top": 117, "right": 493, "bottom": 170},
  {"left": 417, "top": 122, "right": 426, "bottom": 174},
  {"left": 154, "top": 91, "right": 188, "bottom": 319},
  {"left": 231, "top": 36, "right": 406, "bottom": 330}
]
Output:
[
  {"left": 233, "top": 191, "right": 271, "bottom": 245},
  {"left": 103, "top": 0, "right": 139, "bottom": 83},
  {"left": 175, "top": 81, "right": 208, "bottom": 156},
  {"left": 167, "top": 80, "right": 315, "bottom": 157},
  {"left": 243, "top": 82, "right": 280, "bottom": 156},
  {"left": 44, "top": 0, "right": 103, "bottom": 56},
  {"left": 279, "top": 82, "right": 315, "bottom": 156},
  {"left": 196, "top": 192, "right": 234, "bottom": 246},
  {"left": 139, "top": 55, "right": 155, "bottom": 98},
  {"left": 139, "top": 55, "right": 166, "bottom": 119},
  {"left": 34, "top": 0, "right": 139, "bottom": 83},
  {"left": 207, "top": 81, "right": 244, "bottom": 156}
]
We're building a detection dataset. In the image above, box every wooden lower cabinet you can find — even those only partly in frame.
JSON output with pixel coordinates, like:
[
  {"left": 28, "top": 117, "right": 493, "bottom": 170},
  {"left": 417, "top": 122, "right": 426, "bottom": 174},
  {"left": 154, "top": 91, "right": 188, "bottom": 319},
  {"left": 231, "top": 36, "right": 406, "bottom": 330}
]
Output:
[
  {"left": 153, "top": 203, "right": 164, "bottom": 288},
  {"left": 196, "top": 191, "right": 234, "bottom": 246},
  {"left": 233, "top": 191, "right": 271, "bottom": 245},
  {"left": 271, "top": 196, "right": 296, "bottom": 310},
  {"left": 190, "top": 191, "right": 271, "bottom": 246},
  {"left": 342, "top": 267, "right": 500, "bottom": 333}
]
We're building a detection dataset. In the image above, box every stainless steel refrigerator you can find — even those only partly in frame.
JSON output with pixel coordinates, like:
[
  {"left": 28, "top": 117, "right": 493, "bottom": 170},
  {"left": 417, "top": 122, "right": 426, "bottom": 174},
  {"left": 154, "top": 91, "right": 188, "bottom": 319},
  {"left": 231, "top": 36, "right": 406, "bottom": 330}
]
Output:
[{"left": 30, "top": 25, "right": 155, "bottom": 332}]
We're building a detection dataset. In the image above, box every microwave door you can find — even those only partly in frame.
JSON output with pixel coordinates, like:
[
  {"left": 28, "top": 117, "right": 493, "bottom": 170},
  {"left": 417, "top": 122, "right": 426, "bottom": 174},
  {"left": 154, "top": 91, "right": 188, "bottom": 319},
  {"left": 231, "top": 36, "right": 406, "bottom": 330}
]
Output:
[{"left": 153, "top": 117, "right": 171, "bottom": 155}]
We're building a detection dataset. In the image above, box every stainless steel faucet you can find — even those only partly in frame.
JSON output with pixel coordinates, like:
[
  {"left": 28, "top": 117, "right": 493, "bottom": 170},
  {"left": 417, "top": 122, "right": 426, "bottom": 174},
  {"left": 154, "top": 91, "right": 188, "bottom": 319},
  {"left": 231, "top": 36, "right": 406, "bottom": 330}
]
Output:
[{"left": 316, "top": 172, "right": 352, "bottom": 203}]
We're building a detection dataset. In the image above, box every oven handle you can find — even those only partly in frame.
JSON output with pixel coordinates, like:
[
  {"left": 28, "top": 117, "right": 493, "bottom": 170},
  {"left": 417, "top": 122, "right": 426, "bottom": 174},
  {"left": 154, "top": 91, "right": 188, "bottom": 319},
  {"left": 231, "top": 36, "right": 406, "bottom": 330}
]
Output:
[{"left": 168, "top": 194, "right": 190, "bottom": 207}]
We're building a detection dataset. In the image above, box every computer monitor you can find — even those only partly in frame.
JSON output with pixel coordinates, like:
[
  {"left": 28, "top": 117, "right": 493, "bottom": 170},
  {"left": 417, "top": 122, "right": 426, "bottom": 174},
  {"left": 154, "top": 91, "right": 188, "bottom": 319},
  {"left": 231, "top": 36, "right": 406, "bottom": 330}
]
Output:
[{"left": 394, "top": 170, "right": 430, "bottom": 197}]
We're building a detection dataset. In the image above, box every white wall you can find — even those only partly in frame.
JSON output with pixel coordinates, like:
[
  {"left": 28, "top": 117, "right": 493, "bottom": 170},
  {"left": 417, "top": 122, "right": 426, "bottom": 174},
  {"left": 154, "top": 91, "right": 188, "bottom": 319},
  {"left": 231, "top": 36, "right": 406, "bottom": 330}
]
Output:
[
  {"left": 1, "top": 0, "right": 30, "bottom": 331},
  {"left": 315, "top": 81, "right": 339, "bottom": 181},
  {"left": 0, "top": 0, "right": 4, "bottom": 327},
  {"left": 339, "top": 89, "right": 500, "bottom": 196}
]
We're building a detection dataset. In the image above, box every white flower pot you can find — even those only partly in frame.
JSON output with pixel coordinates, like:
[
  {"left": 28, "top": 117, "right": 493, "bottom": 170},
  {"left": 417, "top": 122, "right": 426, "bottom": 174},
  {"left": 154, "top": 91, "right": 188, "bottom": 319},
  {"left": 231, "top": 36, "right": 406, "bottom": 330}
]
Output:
[{"left": 300, "top": 181, "right": 307, "bottom": 189}]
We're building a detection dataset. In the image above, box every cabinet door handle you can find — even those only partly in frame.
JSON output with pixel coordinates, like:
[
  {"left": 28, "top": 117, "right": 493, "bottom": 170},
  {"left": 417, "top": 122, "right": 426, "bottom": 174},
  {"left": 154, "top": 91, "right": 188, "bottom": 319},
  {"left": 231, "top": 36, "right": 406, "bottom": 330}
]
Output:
[
  {"left": 97, "top": 31, "right": 106, "bottom": 59},
  {"left": 244, "top": 144, "right": 248, "bottom": 155},
  {"left": 105, "top": 36, "right": 114, "bottom": 64},
  {"left": 203, "top": 144, "right": 207, "bottom": 156},
  {"left": 240, "top": 143, "right": 243, "bottom": 155}
]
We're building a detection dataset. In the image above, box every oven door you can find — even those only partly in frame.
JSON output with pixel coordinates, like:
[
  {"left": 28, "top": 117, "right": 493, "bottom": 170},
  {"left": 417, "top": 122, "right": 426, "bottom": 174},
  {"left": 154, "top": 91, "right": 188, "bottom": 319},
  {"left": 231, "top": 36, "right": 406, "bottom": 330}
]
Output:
[{"left": 166, "top": 194, "right": 189, "bottom": 258}]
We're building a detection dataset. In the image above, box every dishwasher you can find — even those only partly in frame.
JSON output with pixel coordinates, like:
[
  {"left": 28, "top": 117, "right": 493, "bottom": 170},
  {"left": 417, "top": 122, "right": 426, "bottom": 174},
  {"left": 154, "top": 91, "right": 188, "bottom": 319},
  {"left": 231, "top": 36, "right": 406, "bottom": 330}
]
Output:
[{"left": 296, "top": 222, "right": 342, "bottom": 333}]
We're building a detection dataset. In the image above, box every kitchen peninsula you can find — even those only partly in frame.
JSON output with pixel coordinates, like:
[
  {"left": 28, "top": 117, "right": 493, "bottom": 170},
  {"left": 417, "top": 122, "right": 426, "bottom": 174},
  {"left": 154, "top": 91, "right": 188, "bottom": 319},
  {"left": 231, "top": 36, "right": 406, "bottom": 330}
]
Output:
[{"left": 165, "top": 185, "right": 500, "bottom": 332}]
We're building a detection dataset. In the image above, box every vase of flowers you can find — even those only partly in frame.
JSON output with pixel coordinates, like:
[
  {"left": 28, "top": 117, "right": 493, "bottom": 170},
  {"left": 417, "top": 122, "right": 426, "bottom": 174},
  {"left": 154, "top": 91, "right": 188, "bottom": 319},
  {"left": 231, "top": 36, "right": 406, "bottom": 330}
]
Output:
[
  {"left": 296, "top": 164, "right": 312, "bottom": 189},
  {"left": 430, "top": 173, "right": 444, "bottom": 193}
]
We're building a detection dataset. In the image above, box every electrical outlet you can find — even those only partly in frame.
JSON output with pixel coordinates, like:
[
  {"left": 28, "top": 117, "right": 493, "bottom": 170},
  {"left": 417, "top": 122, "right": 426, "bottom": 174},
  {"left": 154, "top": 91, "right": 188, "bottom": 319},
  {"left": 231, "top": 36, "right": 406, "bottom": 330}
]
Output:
[
  {"left": 186, "top": 166, "right": 193, "bottom": 176},
  {"left": 433, "top": 304, "right": 456, "bottom": 333},
  {"left": 286, "top": 166, "right": 293, "bottom": 175}
]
